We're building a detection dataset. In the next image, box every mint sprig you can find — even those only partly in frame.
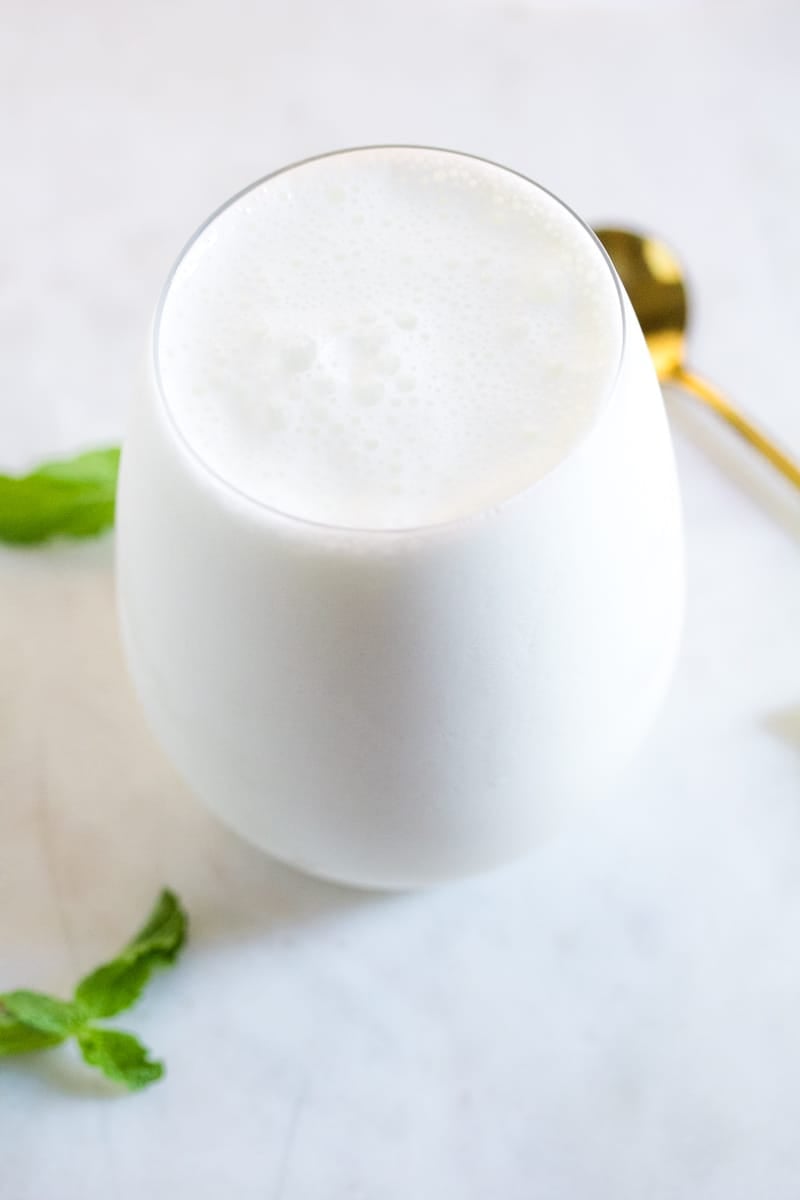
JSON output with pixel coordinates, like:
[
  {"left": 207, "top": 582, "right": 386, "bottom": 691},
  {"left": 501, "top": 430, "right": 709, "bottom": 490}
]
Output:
[
  {"left": 0, "top": 889, "right": 187, "bottom": 1091},
  {"left": 0, "top": 447, "right": 121, "bottom": 544}
]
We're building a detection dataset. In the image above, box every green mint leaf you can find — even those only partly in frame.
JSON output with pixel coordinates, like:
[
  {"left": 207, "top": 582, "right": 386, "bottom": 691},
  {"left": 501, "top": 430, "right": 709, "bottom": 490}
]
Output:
[
  {"left": 1, "top": 888, "right": 185, "bottom": 1092},
  {"left": 0, "top": 446, "right": 120, "bottom": 545},
  {"left": 77, "top": 1027, "right": 164, "bottom": 1091},
  {"left": 0, "top": 1012, "right": 66, "bottom": 1057},
  {"left": 74, "top": 959, "right": 152, "bottom": 1023},
  {"left": 125, "top": 888, "right": 187, "bottom": 965},
  {"left": 74, "top": 889, "right": 188, "bottom": 1019},
  {"left": 0, "top": 991, "right": 80, "bottom": 1036}
]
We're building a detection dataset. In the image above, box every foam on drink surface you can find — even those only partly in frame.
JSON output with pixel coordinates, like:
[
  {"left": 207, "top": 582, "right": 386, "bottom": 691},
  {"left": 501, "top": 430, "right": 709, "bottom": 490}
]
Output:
[{"left": 157, "top": 148, "right": 622, "bottom": 531}]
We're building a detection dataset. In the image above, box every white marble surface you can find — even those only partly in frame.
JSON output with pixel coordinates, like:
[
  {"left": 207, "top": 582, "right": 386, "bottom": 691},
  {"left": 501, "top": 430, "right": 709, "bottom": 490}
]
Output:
[{"left": 1, "top": 0, "right": 799, "bottom": 1196}]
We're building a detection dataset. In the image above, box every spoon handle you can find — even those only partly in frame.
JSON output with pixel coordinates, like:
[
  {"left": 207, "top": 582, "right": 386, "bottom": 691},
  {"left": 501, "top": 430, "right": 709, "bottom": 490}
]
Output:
[{"left": 671, "top": 365, "right": 800, "bottom": 492}]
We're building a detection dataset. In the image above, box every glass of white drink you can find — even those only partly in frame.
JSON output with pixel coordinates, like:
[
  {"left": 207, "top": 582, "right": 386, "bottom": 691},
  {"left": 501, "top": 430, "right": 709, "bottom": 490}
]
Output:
[{"left": 116, "top": 146, "right": 684, "bottom": 888}]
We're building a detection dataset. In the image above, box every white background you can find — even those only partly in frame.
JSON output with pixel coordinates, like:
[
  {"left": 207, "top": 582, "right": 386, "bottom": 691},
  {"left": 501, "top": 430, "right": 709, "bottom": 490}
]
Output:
[{"left": 1, "top": 1, "right": 799, "bottom": 1197}]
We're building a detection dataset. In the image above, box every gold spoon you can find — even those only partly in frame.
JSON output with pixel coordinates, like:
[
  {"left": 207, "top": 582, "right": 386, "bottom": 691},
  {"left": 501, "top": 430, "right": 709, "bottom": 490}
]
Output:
[{"left": 595, "top": 227, "right": 800, "bottom": 491}]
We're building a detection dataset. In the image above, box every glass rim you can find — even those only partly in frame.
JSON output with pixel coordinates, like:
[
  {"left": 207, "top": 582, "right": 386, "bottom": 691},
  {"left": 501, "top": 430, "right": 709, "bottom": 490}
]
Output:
[{"left": 151, "top": 144, "right": 628, "bottom": 538}]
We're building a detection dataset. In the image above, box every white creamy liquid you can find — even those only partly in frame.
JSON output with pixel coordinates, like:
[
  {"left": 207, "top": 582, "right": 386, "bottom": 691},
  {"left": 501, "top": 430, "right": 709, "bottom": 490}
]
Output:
[
  {"left": 157, "top": 147, "right": 622, "bottom": 529},
  {"left": 118, "top": 147, "right": 684, "bottom": 887}
]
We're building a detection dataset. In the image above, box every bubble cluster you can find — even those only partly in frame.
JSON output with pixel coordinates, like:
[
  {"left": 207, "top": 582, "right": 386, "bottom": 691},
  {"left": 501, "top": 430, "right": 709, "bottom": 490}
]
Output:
[{"left": 158, "top": 147, "right": 622, "bottom": 530}]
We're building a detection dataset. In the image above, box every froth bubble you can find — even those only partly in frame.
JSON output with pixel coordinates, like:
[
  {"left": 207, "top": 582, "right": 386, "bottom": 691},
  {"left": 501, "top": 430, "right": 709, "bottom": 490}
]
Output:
[
  {"left": 351, "top": 329, "right": 386, "bottom": 359},
  {"left": 354, "top": 381, "right": 384, "bottom": 406},
  {"left": 394, "top": 312, "right": 418, "bottom": 330},
  {"left": 281, "top": 338, "right": 319, "bottom": 374},
  {"left": 377, "top": 353, "right": 400, "bottom": 376}
]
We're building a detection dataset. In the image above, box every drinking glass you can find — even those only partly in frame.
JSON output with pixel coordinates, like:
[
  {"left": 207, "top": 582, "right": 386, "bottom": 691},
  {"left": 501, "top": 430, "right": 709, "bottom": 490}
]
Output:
[{"left": 116, "top": 147, "right": 684, "bottom": 889}]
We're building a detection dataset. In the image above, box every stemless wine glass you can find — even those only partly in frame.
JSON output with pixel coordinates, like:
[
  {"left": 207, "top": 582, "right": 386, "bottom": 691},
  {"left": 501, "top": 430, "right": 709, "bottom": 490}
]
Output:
[{"left": 116, "top": 147, "right": 684, "bottom": 889}]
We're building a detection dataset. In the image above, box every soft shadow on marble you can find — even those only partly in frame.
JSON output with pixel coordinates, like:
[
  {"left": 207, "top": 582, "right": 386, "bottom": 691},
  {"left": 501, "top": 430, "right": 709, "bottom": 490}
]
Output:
[
  {"left": 0, "top": 1043, "right": 124, "bottom": 1102},
  {"left": 665, "top": 385, "right": 800, "bottom": 544}
]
